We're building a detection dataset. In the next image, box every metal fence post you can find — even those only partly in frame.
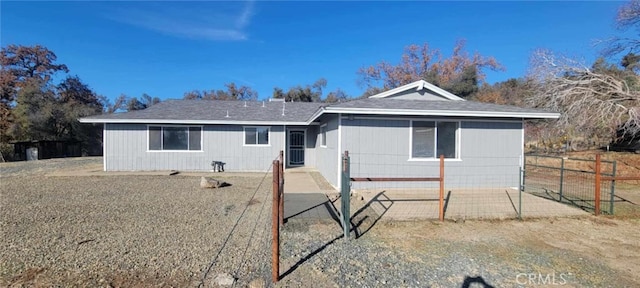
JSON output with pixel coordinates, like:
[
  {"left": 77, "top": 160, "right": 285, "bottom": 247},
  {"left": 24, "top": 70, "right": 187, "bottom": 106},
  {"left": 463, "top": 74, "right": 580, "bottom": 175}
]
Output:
[
  {"left": 559, "top": 157, "right": 565, "bottom": 202},
  {"left": 439, "top": 155, "right": 445, "bottom": 222},
  {"left": 595, "top": 154, "right": 601, "bottom": 216},
  {"left": 341, "top": 151, "right": 351, "bottom": 240},
  {"left": 279, "top": 151, "right": 284, "bottom": 226},
  {"left": 271, "top": 160, "right": 280, "bottom": 282},
  {"left": 518, "top": 167, "right": 523, "bottom": 220},
  {"left": 610, "top": 160, "right": 617, "bottom": 215}
]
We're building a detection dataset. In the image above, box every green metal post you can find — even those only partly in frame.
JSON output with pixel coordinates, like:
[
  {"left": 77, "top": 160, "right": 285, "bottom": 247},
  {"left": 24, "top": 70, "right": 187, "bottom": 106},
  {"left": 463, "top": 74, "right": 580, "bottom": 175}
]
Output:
[
  {"left": 610, "top": 161, "right": 617, "bottom": 215},
  {"left": 559, "top": 158, "right": 565, "bottom": 202},
  {"left": 341, "top": 151, "right": 351, "bottom": 240},
  {"left": 518, "top": 167, "right": 523, "bottom": 220}
]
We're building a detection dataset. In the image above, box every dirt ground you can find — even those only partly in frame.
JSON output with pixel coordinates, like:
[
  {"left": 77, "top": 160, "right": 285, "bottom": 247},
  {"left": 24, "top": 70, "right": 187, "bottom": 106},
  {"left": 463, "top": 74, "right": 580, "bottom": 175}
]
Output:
[{"left": 1, "top": 157, "right": 640, "bottom": 287}]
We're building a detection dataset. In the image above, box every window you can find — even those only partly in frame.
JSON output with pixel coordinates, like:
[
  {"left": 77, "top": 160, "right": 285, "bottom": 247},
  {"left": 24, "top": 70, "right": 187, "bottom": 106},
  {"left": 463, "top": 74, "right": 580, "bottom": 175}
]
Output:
[
  {"left": 245, "top": 127, "right": 269, "bottom": 145},
  {"left": 411, "top": 121, "right": 458, "bottom": 159},
  {"left": 320, "top": 125, "right": 327, "bottom": 147},
  {"left": 148, "top": 126, "right": 201, "bottom": 151}
]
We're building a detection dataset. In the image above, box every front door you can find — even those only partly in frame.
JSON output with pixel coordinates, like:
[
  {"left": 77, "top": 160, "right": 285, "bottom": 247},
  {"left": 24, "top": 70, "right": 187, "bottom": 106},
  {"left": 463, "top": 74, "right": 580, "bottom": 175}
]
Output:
[{"left": 288, "top": 130, "right": 305, "bottom": 166}]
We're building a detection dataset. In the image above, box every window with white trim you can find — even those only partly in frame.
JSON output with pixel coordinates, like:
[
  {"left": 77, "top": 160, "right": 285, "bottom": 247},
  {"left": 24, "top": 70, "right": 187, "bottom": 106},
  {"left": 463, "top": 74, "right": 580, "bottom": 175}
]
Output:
[
  {"left": 148, "top": 126, "right": 202, "bottom": 151},
  {"left": 320, "top": 125, "right": 327, "bottom": 147},
  {"left": 244, "top": 127, "right": 269, "bottom": 145},
  {"left": 411, "top": 121, "right": 458, "bottom": 159}
]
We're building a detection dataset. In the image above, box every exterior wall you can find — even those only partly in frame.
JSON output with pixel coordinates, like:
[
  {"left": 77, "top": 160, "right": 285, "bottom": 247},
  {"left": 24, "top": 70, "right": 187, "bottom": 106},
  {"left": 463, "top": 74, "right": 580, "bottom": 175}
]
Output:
[
  {"left": 340, "top": 116, "right": 523, "bottom": 189},
  {"left": 314, "top": 114, "right": 340, "bottom": 187},
  {"left": 385, "top": 89, "right": 447, "bottom": 100},
  {"left": 104, "top": 123, "right": 285, "bottom": 171}
]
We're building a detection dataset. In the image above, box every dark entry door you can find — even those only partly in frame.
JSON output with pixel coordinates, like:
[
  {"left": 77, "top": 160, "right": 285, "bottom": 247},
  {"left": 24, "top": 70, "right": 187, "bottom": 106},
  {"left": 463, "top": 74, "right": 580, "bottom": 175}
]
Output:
[{"left": 288, "top": 130, "right": 305, "bottom": 166}]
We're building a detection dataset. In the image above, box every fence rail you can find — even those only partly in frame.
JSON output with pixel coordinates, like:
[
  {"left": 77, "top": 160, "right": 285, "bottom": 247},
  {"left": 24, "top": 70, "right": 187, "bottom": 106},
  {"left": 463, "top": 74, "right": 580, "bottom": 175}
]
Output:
[{"left": 523, "top": 154, "right": 618, "bottom": 215}]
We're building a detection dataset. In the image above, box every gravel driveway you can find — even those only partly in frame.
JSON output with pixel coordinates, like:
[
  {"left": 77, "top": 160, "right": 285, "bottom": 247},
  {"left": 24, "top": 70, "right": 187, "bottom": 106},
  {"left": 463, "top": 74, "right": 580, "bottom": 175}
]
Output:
[
  {"left": 1, "top": 160, "right": 274, "bottom": 287},
  {"left": 2, "top": 158, "right": 639, "bottom": 287}
]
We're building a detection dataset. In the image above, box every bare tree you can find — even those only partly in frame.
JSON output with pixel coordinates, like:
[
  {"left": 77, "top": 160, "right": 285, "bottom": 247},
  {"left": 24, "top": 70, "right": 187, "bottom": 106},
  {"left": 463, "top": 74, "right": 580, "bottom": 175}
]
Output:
[
  {"left": 527, "top": 49, "right": 640, "bottom": 147},
  {"left": 601, "top": 0, "right": 640, "bottom": 56}
]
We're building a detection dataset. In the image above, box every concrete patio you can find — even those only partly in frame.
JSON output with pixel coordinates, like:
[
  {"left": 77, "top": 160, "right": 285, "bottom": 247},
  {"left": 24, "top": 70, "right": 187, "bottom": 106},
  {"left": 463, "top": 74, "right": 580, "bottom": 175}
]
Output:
[{"left": 356, "top": 188, "right": 590, "bottom": 220}]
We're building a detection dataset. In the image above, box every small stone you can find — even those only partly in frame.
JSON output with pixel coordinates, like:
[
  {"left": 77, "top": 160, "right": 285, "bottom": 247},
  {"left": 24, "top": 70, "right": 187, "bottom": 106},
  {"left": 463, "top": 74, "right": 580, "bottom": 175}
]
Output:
[
  {"left": 248, "top": 278, "right": 266, "bottom": 288},
  {"left": 213, "top": 273, "right": 236, "bottom": 286}
]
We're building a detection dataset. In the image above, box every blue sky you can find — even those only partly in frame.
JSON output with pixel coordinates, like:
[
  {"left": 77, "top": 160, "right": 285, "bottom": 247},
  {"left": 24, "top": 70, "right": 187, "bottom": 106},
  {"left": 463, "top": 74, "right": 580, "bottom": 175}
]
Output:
[{"left": 0, "top": 1, "right": 631, "bottom": 102}]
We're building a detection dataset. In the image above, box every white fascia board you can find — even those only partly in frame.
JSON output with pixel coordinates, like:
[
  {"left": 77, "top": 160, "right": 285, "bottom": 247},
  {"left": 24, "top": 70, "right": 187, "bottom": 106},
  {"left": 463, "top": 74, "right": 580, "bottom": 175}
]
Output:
[
  {"left": 421, "top": 82, "right": 465, "bottom": 101},
  {"left": 368, "top": 81, "right": 423, "bottom": 99},
  {"left": 321, "top": 107, "right": 560, "bottom": 119},
  {"left": 78, "top": 118, "right": 311, "bottom": 126},
  {"left": 307, "top": 107, "right": 326, "bottom": 123},
  {"left": 367, "top": 80, "right": 465, "bottom": 101}
]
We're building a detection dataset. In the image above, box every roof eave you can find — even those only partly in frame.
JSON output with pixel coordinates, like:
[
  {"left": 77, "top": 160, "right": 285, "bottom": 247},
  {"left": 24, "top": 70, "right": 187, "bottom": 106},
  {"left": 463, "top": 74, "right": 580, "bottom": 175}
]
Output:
[
  {"left": 78, "top": 118, "right": 313, "bottom": 125},
  {"left": 322, "top": 107, "right": 560, "bottom": 119}
]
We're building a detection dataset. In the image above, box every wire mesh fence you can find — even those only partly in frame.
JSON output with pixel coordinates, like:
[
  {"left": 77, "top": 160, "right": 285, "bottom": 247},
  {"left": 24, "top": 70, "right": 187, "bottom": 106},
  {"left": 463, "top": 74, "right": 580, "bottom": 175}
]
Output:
[
  {"left": 197, "top": 156, "right": 279, "bottom": 287},
  {"left": 524, "top": 154, "right": 616, "bottom": 215},
  {"left": 343, "top": 151, "right": 594, "bottom": 221}
]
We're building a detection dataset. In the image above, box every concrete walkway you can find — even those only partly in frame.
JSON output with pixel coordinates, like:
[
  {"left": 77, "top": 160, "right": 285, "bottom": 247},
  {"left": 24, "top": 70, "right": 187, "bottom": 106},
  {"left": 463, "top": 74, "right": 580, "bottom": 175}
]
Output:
[{"left": 282, "top": 168, "right": 339, "bottom": 222}]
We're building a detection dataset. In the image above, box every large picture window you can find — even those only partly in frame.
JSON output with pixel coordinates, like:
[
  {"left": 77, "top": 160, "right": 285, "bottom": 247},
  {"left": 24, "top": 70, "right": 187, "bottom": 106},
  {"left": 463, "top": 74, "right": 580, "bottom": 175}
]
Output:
[
  {"left": 411, "top": 121, "right": 458, "bottom": 159},
  {"left": 244, "top": 127, "right": 269, "bottom": 145},
  {"left": 148, "top": 126, "right": 201, "bottom": 151}
]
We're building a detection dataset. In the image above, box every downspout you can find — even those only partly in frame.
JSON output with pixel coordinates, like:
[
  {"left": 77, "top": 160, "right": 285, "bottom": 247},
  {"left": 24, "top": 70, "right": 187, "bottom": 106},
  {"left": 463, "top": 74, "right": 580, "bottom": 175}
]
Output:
[
  {"left": 103, "top": 123, "right": 107, "bottom": 171},
  {"left": 283, "top": 124, "right": 287, "bottom": 171},
  {"left": 337, "top": 114, "right": 342, "bottom": 190}
]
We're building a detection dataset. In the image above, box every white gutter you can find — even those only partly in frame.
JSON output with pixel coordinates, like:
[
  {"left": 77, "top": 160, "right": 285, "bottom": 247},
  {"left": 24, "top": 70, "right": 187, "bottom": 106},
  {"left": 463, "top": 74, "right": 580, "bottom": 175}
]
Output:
[
  {"left": 316, "top": 107, "right": 560, "bottom": 120},
  {"left": 78, "top": 118, "right": 314, "bottom": 126}
]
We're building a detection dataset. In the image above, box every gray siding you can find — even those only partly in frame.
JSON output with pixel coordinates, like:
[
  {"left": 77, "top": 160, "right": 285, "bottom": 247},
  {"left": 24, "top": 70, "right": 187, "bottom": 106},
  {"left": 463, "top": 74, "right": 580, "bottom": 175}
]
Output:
[
  {"left": 315, "top": 115, "right": 340, "bottom": 188},
  {"left": 104, "top": 123, "right": 284, "bottom": 171},
  {"left": 340, "top": 117, "right": 523, "bottom": 189}
]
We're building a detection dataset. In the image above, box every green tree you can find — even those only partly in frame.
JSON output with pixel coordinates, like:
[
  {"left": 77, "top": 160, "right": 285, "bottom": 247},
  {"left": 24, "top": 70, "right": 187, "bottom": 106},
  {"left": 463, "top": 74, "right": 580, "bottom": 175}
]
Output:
[
  {"left": 183, "top": 83, "right": 258, "bottom": 101},
  {"left": 1, "top": 45, "right": 104, "bottom": 156},
  {"left": 273, "top": 78, "right": 327, "bottom": 102},
  {"left": 324, "top": 88, "right": 349, "bottom": 103}
]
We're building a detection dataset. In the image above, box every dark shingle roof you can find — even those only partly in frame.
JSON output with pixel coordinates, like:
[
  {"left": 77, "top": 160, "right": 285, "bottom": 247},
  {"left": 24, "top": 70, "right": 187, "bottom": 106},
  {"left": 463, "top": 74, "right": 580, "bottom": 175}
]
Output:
[
  {"left": 82, "top": 100, "right": 325, "bottom": 123},
  {"left": 80, "top": 98, "right": 558, "bottom": 124}
]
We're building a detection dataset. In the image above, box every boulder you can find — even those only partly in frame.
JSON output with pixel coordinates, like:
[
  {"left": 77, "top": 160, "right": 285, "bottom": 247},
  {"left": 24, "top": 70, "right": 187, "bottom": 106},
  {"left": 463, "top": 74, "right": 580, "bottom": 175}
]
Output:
[{"left": 200, "top": 177, "right": 227, "bottom": 189}]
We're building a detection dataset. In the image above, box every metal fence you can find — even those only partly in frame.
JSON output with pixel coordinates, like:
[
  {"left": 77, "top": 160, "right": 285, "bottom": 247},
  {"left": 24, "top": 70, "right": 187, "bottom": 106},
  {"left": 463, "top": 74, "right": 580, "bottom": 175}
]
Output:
[
  {"left": 523, "top": 154, "right": 616, "bottom": 215},
  {"left": 341, "top": 150, "right": 596, "bottom": 221}
]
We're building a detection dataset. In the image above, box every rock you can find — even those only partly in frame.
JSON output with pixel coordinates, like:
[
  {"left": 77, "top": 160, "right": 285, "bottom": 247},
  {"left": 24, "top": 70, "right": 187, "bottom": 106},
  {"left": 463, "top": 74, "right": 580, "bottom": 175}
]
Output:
[
  {"left": 213, "top": 273, "right": 236, "bottom": 286},
  {"left": 248, "top": 278, "right": 266, "bottom": 288},
  {"left": 200, "top": 177, "right": 227, "bottom": 189}
]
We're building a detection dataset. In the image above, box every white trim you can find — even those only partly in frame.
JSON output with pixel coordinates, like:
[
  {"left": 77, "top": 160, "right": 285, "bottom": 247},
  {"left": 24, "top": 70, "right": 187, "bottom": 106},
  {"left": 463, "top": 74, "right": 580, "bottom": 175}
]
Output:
[
  {"left": 103, "top": 124, "right": 107, "bottom": 171},
  {"left": 407, "top": 158, "right": 463, "bottom": 162},
  {"left": 341, "top": 115, "right": 523, "bottom": 123},
  {"left": 520, "top": 119, "right": 525, "bottom": 167},
  {"left": 79, "top": 118, "right": 311, "bottom": 125},
  {"left": 282, "top": 125, "right": 287, "bottom": 171},
  {"left": 367, "top": 80, "right": 465, "bottom": 101},
  {"left": 243, "top": 126, "right": 271, "bottom": 147},
  {"left": 322, "top": 107, "right": 560, "bottom": 119},
  {"left": 146, "top": 125, "right": 203, "bottom": 152},
  {"left": 320, "top": 124, "right": 328, "bottom": 148},
  {"left": 409, "top": 120, "right": 461, "bottom": 160},
  {"left": 337, "top": 114, "right": 342, "bottom": 190},
  {"left": 287, "top": 128, "right": 306, "bottom": 166}
]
